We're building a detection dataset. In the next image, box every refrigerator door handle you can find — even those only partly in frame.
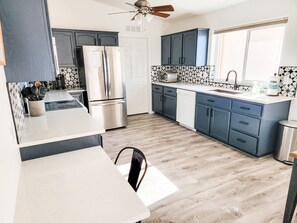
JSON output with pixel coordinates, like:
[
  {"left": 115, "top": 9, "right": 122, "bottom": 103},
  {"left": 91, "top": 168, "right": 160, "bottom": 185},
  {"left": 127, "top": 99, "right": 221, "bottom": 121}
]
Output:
[
  {"left": 90, "top": 99, "right": 125, "bottom": 106},
  {"left": 105, "top": 49, "right": 112, "bottom": 96},
  {"left": 102, "top": 51, "right": 108, "bottom": 97}
]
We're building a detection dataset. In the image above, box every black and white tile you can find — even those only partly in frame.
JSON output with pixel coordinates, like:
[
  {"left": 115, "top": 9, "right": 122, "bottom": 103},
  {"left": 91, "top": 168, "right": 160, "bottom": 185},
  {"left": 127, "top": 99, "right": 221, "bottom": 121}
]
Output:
[
  {"left": 278, "top": 66, "right": 297, "bottom": 97},
  {"left": 47, "top": 67, "right": 80, "bottom": 89},
  {"left": 7, "top": 82, "right": 28, "bottom": 142},
  {"left": 151, "top": 65, "right": 252, "bottom": 92}
]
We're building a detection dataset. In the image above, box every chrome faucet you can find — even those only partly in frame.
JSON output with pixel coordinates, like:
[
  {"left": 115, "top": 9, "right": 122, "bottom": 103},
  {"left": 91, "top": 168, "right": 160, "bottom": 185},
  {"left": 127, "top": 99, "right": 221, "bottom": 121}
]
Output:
[{"left": 226, "top": 70, "right": 239, "bottom": 90}]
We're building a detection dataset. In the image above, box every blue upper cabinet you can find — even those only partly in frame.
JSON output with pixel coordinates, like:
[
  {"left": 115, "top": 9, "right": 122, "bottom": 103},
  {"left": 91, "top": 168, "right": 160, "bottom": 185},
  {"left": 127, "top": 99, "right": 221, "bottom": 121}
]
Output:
[
  {"left": 161, "top": 36, "right": 171, "bottom": 65},
  {"left": 0, "top": 0, "right": 56, "bottom": 82},
  {"left": 182, "top": 30, "right": 197, "bottom": 66},
  {"left": 161, "top": 28, "right": 209, "bottom": 66},
  {"left": 171, "top": 33, "right": 183, "bottom": 65},
  {"left": 97, "top": 32, "right": 119, "bottom": 46},
  {"left": 75, "top": 32, "right": 97, "bottom": 47},
  {"left": 52, "top": 30, "right": 76, "bottom": 67}
]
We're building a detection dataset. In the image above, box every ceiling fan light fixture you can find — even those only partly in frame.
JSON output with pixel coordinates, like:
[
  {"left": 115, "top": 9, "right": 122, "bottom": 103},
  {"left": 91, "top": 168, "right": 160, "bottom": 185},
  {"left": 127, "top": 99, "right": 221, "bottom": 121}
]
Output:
[
  {"left": 145, "top": 13, "right": 153, "bottom": 23},
  {"left": 135, "top": 13, "right": 143, "bottom": 24}
]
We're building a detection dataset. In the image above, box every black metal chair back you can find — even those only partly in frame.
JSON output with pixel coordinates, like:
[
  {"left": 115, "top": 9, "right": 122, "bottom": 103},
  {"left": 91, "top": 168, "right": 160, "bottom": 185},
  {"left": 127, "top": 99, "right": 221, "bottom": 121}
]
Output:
[{"left": 114, "top": 147, "right": 148, "bottom": 192}]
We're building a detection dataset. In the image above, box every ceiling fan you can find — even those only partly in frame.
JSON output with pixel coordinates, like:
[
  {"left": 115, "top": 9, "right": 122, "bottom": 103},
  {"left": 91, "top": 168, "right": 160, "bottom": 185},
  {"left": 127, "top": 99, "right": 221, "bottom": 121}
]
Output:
[{"left": 108, "top": 0, "right": 174, "bottom": 23}]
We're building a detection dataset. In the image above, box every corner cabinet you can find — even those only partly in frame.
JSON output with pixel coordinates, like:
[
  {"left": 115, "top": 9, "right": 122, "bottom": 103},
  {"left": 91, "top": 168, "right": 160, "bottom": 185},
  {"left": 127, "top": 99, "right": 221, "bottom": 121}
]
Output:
[
  {"left": 0, "top": 0, "right": 56, "bottom": 82},
  {"left": 195, "top": 93, "right": 290, "bottom": 157},
  {"left": 152, "top": 84, "right": 177, "bottom": 121},
  {"left": 161, "top": 29, "right": 209, "bottom": 66},
  {"left": 52, "top": 30, "right": 77, "bottom": 67}
]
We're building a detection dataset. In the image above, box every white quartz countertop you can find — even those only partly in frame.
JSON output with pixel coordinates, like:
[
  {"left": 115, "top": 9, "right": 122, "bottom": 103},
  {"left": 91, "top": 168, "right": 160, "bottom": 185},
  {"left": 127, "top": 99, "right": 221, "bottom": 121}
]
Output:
[
  {"left": 19, "top": 91, "right": 105, "bottom": 147},
  {"left": 14, "top": 147, "right": 150, "bottom": 223},
  {"left": 153, "top": 82, "right": 294, "bottom": 104},
  {"left": 44, "top": 90, "right": 75, "bottom": 102}
]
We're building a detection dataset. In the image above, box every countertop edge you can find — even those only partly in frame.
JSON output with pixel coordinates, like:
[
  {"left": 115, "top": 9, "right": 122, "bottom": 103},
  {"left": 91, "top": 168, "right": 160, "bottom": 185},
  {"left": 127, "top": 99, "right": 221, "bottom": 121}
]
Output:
[{"left": 152, "top": 82, "right": 295, "bottom": 104}]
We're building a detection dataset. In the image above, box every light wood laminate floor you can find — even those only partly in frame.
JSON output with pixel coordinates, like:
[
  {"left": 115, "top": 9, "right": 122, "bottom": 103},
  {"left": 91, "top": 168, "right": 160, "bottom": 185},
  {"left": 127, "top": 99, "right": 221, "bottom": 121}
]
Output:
[{"left": 103, "top": 114, "right": 296, "bottom": 223}]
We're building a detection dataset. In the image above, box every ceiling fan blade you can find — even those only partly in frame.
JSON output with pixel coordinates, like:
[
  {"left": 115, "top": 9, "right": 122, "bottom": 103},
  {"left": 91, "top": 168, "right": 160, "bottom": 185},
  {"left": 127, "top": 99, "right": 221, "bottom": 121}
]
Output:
[
  {"left": 151, "top": 5, "right": 174, "bottom": 12},
  {"left": 125, "top": 2, "right": 137, "bottom": 7},
  {"left": 150, "top": 11, "right": 171, "bottom": 18},
  {"left": 108, "top": 11, "right": 137, "bottom": 15}
]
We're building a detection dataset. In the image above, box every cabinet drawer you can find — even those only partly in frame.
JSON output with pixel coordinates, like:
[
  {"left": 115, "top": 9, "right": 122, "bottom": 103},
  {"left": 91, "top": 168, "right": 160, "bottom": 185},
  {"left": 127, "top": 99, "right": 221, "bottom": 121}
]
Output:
[
  {"left": 197, "top": 94, "right": 231, "bottom": 110},
  {"left": 233, "top": 101, "right": 262, "bottom": 117},
  {"left": 229, "top": 130, "right": 257, "bottom": 155},
  {"left": 152, "top": 85, "right": 163, "bottom": 93},
  {"left": 231, "top": 113, "right": 260, "bottom": 136},
  {"left": 164, "top": 87, "right": 177, "bottom": 97}
]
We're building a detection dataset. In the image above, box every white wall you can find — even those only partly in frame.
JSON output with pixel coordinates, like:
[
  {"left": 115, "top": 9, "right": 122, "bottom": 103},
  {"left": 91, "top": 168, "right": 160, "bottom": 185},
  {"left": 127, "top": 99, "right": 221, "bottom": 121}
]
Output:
[
  {"left": 165, "top": 0, "right": 297, "bottom": 119},
  {"left": 0, "top": 67, "right": 21, "bottom": 222}
]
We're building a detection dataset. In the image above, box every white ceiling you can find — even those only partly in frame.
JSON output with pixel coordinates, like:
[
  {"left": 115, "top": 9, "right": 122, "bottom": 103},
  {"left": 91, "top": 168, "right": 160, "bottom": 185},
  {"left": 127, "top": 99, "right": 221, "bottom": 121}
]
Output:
[{"left": 94, "top": 0, "right": 248, "bottom": 21}]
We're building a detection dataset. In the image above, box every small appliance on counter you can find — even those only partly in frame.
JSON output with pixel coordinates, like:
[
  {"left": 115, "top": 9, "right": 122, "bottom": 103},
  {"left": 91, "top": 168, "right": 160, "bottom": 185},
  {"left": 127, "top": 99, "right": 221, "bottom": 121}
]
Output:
[
  {"left": 55, "top": 74, "right": 66, "bottom": 90},
  {"left": 266, "top": 73, "right": 279, "bottom": 96},
  {"left": 159, "top": 71, "right": 178, "bottom": 83}
]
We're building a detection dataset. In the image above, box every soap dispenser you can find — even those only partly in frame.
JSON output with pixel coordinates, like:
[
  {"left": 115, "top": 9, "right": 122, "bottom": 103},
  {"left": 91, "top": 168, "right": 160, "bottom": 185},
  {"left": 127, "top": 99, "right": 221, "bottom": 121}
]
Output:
[{"left": 266, "top": 73, "right": 279, "bottom": 96}]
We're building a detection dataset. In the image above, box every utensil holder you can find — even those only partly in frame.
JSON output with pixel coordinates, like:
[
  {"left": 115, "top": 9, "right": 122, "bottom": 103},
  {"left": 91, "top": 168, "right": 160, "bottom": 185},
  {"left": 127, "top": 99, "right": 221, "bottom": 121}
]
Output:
[{"left": 28, "top": 100, "right": 45, "bottom": 117}]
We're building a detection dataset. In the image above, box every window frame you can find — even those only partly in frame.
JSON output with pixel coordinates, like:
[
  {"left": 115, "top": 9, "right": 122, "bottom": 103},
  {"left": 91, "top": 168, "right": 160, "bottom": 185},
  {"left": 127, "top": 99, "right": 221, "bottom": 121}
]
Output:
[{"left": 212, "top": 23, "right": 286, "bottom": 85}]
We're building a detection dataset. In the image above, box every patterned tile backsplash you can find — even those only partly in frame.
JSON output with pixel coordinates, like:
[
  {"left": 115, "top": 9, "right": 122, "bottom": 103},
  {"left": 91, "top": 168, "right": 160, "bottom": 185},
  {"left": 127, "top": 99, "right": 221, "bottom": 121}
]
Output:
[
  {"left": 151, "top": 65, "right": 297, "bottom": 96},
  {"left": 151, "top": 65, "right": 252, "bottom": 92},
  {"left": 47, "top": 67, "right": 80, "bottom": 90},
  {"left": 278, "top": 66, "right": 297, "bottom": 97},
  {"left": 7, "top": 82, "right": 27, "bottom": 142}
]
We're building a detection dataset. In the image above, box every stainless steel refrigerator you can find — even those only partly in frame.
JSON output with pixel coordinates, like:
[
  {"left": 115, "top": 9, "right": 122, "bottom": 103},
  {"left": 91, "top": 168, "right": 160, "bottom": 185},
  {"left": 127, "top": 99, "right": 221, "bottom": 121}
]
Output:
[{"left": 82, "top": 46, "right": 127, "bottom": 130}]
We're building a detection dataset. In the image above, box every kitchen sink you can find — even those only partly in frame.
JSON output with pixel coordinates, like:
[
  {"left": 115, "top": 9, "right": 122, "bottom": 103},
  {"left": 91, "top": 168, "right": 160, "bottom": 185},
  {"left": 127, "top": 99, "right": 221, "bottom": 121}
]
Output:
[
  {"left": 45, "top": 100, "right": 82, "bottom": 111},
  {"left": 209, "top": 89, "right": 243, "bottom": 95}
]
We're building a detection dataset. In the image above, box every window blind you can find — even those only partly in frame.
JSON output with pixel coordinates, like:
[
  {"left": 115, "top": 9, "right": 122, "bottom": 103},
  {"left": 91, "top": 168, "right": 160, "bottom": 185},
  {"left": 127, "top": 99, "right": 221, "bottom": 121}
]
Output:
[{"left": 214, "top": 17, "right": 288, "bottom": 34}]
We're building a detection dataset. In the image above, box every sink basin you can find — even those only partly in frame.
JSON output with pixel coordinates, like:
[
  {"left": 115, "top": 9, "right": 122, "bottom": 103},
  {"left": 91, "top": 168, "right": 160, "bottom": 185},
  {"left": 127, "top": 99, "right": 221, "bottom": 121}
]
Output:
[{"left": 209, "top": 89, "right": 243, "bottom": 95}]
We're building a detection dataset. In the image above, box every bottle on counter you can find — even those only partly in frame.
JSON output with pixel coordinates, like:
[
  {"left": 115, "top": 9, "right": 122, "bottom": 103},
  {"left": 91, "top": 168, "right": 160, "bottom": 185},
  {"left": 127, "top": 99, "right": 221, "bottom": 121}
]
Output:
[{"left": 266, "top": 73, "right": 279, "bottom": 96}]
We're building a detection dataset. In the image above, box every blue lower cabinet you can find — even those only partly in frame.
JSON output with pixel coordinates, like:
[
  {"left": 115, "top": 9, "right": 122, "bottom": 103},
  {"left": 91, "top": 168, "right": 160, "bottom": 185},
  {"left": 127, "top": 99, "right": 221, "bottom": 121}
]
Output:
[
  {"left": 229, "top": 129, "right": 258, "bottom": 155},
  {"left": 163, "top": 95, "right": 177, "bottom": 120},
  {"left": 195, "top": 104, "right": 211, "bottom": 134},
  {"left": 152, "top": 84, "right": 177, "bottom": 121},
  {"left": 210, "top": 108, "right": 231, "bottom": 143},
  {"left": 152, "top": 92, "right": 163, "bottom": 114}
]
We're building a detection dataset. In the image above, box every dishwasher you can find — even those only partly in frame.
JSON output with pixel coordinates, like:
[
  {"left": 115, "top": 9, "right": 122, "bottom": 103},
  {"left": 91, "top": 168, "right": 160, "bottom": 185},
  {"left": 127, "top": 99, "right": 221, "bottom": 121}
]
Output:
[{"left": 176, "top": 89, "right": 196, "bottom": 131}]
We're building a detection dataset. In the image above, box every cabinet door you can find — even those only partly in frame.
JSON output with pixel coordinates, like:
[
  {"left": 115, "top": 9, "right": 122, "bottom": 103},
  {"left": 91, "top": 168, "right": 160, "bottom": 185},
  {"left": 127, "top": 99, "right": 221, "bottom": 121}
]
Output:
[
  {"left": 210, "top": 108, "right": 231, "bottom": 142},
  {"left": 161, "top": 36, "right": 171, "bottom": 65},
  {"left": 152, "top": 92, "right": 163, "bottom": 115},
  {"left": 171, "top": 33, "right": 183, "bottom": 65},
  {"left": 98, "top": 32, "right": 119, "bottom": 46},
  {"left": 196, "top": 29, "right": 209, "bottom": 66},
  {"left": 195, "top": 104, "right": 211, "bottom": 135},
  {"left": 75, "top": 32, "right": 97, "bottom": 47},
  {"left": 0, "top": 0, "right": 56, "bottom": 82},
  {"left": 163, "top": 95, "right": 177, "bottom": 120},
  {"left": 182, "top": 30, "right": 197, "bottom": 66},
  {"left": 52, "top": 30, "right": 76, "bottom": 67}
]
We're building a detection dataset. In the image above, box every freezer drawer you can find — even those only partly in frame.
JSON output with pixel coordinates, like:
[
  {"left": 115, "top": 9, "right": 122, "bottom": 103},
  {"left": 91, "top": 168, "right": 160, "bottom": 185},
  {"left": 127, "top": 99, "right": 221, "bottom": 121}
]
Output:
[{"left": 89, "top": 99, "right": 127, "bottom": 130}]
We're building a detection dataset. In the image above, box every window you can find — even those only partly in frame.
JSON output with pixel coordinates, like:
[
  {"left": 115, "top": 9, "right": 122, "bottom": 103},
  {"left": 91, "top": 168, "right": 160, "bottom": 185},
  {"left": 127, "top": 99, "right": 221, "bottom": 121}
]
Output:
[{"left": 214, "top": 21, "right": 286, "bottom": 83}]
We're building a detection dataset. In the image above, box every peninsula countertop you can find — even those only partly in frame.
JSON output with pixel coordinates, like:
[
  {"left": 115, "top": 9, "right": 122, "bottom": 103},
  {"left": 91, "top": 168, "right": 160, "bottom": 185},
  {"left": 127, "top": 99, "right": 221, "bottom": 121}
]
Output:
[
  {"left": 153, "top": 82, "right": 294, "bottom": 104},
  {"left": 14, "top": 147, "right": 150, "bottom": 223},
  {"left": 19, "top": 91, "right": 105, "bottom": 147}
]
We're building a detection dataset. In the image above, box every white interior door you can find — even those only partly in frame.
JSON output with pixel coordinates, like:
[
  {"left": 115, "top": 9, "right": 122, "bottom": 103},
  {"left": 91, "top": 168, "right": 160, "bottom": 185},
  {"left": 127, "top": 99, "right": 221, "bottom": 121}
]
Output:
[{"left": 120, "top": 37, "right": 148, "bottom": 115}]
